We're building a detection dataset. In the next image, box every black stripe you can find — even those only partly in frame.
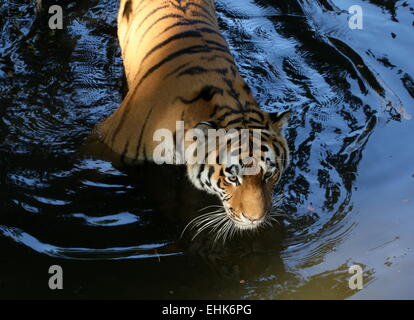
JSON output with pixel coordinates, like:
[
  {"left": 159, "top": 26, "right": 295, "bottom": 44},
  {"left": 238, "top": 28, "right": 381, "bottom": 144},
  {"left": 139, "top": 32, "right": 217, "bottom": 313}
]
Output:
[
  {"left": 216, "top": 109, "right": 265, "bottom": 122},
  {"left": 139, "top": 14, "right": 183, "bottom": 44},
  {"left": 205, "top": 39, "right": 230, "bottom": 53},
  {"left": 141, "top": 30, "right": 204, "bottom": 66},
  {"left": 123, "top": 0, "right": 132, "bottom": 21},
  {"left": 197, "top": 164, "right": 205, "bottom": 181},
  {"left": 176, "top": 85, "right": 224, "bottom": 104},
  {"left": 172, "top": 131, "right": 177, "bottom": 161},
  {"left": 243, "top": 83, "right": 251, "bottom": 94},
  {"left": 261, "top": 131, "right": 271, "bottom": 139},
  {"left": 177, "top": 66, "right": 208, "bottom": 77},
  {"left": 135, "top": 0, "right": 148, "bottom": 13},
  {"left": 200, "top": 54, "right": 235, "bottom": 66},
  {"left": 248, "top": 124, "right": 267, "bottom": 129},
  {"left": 135, "top": 107, "right": 154, "bottom": 159},
  {"left": 138, "top": 5, "right": 170, "bottom": 29},
  {"left": 209, "top": 104, "right": 218, "bottom": 118},
  {"left": 196, "top": 27, "right": 227, "bottom": 42},
  {"left": 177, "top": 66, "right": 228, "bottom": 78},
  {"left": 272, "top": 142, "right": 281, "bottom": 157},
  {"left": 164, "top": 62, "right": 191, "bottom": 79},
  {"left": 159, "top": 26, "right": 228, "bottom": 47},
  {"left": 217, "top": 178, "right": 225, "bottom": 191},
  {"left": 143, "top": 144, "right": 147, "bottom": 161},
  {"left": 160, "top": 19, "right": 215, "bottom": 36},
  {"left": 216, "top": 110, "right": 242, "bottom": 121},
  {"left": 214, "top": 104, "right": 234, "bottom": 115},
  {"left": 231, "top": 66, "right": 237, "bottom": 77},
  {"left": 225, "top": 117, "right": 246, "bottom": 126},
  {"left": 225, "top": 165, "right": 236, "bottom": 174},
  {"left": 249, "top": 115, "right": 266, "bottom": 124},
  {"left": 186, "top": 2, "right": 216, "bottom": 21},
  {"left": 190, "top": 10, "right": 216, "bottom": 25},
  {"left": 208, "top": 166, "right": 215, "bottom": 180},
  {"left": 223, "top": 78, "right": 243, "bottom": 110},
  {"left": 135, "top": 45, "right": 231, "bottom": 89},
  {"left": 249, "top": 108, "right": 265, "bottom": 121}
]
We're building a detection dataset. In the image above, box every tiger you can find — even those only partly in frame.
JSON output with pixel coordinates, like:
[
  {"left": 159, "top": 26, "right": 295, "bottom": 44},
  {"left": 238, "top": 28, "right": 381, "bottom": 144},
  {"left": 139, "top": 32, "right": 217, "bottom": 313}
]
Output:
[{"left": 95, "top": 0, "right": 291, "bottom": 237}]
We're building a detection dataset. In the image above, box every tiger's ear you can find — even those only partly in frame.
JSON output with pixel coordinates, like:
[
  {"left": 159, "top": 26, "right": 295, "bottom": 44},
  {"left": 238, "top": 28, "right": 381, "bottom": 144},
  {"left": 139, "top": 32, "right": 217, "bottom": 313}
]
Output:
[{"left": 268, "top": 111, "right": 291, "bottom": 131}]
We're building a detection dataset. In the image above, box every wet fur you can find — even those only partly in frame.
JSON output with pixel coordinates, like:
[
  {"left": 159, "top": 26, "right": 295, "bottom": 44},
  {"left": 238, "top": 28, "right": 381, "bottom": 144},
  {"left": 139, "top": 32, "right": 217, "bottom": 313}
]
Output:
[{"left": 94, "top": 0, "right": 291, "bottom": 235}]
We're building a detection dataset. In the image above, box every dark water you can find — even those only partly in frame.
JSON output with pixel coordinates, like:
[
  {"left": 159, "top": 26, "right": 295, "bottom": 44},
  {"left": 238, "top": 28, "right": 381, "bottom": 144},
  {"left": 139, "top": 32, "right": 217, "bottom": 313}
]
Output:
[{"left": 0, "top": 0, "right": 413, "bottom": 299}]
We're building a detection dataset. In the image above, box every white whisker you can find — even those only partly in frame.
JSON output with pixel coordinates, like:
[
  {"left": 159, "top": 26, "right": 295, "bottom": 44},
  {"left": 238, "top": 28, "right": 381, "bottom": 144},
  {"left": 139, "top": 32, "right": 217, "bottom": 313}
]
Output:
[
  {"left": 197, "top": 205, "right": 223, "bottom": 212},
  {"left": 180, "top": 209, "right": 224, "bottom": 238},
  {"left": 188, "top": 210, "right": 228, "bottom": 241}
]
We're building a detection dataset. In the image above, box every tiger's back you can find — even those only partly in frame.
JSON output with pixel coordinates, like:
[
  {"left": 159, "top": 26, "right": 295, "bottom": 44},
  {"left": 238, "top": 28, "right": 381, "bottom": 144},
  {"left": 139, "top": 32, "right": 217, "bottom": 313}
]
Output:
[
  {"left": 96, "top": 0, "right": 269, "bottom": 162},
  {"left": 94, "top": 0, "right": 292, "bottom": 234}
]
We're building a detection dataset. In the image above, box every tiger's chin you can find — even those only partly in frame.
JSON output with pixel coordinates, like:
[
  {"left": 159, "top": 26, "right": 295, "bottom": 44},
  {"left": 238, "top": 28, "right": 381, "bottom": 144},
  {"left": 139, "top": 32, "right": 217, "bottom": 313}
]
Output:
[
  {"left": 232, "top": 220, "right": 265, "bottom": 231},
  {"left": 228, "top": 213, "right": 267, "bottom": 231}
]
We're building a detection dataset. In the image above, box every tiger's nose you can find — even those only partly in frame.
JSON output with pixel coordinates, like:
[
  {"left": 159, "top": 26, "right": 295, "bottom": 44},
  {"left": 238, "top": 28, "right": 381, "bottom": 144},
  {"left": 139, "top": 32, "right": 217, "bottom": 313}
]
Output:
[{"left": 241, "top": 212, "right": 263, "bottom": 223}]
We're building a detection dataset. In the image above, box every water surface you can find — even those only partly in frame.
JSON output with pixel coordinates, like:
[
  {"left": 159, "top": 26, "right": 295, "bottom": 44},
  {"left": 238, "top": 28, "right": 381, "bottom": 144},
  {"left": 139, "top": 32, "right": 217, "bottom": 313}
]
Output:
[{"left": 0, "top": 0, "right": 413, "bottom": 299}]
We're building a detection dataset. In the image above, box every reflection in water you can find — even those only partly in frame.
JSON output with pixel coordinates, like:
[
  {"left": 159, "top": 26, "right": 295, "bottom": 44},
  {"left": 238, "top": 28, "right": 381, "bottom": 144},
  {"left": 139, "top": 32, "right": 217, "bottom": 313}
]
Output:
[
  {"left": 0, "top": 225, "right": 180, "bottom": 260},
  {"left": 0, "top": 0, "right": 413, "bottom": 298}
]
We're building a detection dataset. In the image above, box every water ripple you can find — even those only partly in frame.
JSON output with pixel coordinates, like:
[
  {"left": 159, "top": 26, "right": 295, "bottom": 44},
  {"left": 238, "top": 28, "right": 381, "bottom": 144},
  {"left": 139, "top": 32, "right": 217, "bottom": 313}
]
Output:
[{"left": 0, "top": 226, "right": 181, "bottom": 260}]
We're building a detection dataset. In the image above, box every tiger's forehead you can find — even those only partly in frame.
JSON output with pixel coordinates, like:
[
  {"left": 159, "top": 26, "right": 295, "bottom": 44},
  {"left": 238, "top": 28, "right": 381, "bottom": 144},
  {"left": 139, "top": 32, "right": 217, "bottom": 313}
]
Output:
[
  {"left": 202, "top": 128, "right": 284, "bottom": 171},
  {"left": 214, "top": 131, "right": 275, "bottom": 157},
  {"left": 221, "top": 147, "right": 277, "bottom": 176}
]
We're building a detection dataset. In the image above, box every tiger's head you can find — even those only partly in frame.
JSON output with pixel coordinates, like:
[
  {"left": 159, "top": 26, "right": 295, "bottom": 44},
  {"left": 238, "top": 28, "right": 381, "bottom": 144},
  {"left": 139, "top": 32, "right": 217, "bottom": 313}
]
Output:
[{"left": 185, "top": 111, "right": 290, "bottom": 236}]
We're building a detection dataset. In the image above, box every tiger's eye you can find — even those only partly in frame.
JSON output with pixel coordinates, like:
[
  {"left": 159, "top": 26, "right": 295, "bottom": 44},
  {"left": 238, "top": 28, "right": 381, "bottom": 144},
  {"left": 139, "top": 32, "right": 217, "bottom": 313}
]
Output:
[{"left": 228, "top": 176, "right": 238, "bottom": 183}]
